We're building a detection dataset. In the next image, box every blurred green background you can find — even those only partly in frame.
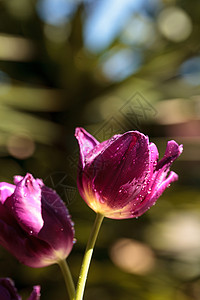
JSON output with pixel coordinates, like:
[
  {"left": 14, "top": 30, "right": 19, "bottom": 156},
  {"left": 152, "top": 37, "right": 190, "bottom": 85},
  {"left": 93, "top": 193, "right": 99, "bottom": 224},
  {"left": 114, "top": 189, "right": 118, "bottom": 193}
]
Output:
[{"left": 0, "top": 0, "right": 200, "bottom": 299}]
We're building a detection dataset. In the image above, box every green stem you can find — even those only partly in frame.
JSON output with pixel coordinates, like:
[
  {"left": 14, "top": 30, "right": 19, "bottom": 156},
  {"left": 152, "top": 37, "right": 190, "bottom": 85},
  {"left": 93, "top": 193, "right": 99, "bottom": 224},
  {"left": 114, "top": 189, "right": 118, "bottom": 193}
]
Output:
[
  {"left": 58, "top": 259, "right": 75, "bottom": 300},
  {"left": 75, "top": 213, "right": 104, "bottom": 300}
]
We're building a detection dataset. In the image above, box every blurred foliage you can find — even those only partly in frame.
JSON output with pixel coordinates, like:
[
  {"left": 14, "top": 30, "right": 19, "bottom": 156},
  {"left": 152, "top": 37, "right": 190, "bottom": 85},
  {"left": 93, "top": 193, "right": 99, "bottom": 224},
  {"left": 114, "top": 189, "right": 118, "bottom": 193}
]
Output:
[{"left": 0, "top": 0, "right": 200, "bottom": 299}]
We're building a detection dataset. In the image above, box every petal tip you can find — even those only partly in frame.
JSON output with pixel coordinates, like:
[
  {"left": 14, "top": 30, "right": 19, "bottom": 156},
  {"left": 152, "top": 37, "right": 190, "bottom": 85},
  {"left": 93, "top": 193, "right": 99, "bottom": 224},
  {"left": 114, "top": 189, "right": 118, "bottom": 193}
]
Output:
[
  {"left": 75, "top": 127, "right": 82, "bottom": 137},
  {"left": 169, "top": 171, "right": 179, "bottom": 182},
  {"left": 75, "top": 127, "right": 87, "bottom": 139},
  {"left": 179, "top": 144, "right": 183, "bottom": 155}
]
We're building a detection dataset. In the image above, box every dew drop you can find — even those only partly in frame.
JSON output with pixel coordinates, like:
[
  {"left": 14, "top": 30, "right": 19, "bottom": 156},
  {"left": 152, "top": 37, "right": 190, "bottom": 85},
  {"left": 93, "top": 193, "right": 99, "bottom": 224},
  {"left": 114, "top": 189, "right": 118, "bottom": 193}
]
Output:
[{"left": 147, "top": 188, "right": 152, "bottom": 194}]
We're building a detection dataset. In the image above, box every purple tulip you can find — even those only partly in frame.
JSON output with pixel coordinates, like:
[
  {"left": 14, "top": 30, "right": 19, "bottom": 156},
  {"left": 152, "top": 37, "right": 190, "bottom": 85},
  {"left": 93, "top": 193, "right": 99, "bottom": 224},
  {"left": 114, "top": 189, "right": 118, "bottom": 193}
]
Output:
[
  {"left": 0, "top": 278, "right": 40, "bottom": 300},
  {"left": 0, "top": 173, "right": 75, "bottom": 268},
  {"left": 75, "top": 128, "right": 183, "bottom": 219}
]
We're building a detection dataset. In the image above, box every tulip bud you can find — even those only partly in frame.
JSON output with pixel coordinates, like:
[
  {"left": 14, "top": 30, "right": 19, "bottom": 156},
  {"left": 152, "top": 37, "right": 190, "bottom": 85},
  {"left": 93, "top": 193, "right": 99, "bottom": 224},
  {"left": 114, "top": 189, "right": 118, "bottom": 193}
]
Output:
[
  {"left": 75, "top": 127, "right": 183, "bottom": 219},
  {"left": 0, "top": 173, "right": 75, "bottom": 267},
  {"left": 0, "top": 277, "right": 40, "bottom": 300}
]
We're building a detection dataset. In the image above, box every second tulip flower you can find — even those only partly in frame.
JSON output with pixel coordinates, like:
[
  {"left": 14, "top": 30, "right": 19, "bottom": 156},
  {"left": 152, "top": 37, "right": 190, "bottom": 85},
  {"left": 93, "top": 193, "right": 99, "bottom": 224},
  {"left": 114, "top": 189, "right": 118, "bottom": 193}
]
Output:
[
  {"left": 0, "top": 173, "right": 75, "bottom": 268},
  {"left": 75, "top": 128, "right": 183, "bottom": 219}
]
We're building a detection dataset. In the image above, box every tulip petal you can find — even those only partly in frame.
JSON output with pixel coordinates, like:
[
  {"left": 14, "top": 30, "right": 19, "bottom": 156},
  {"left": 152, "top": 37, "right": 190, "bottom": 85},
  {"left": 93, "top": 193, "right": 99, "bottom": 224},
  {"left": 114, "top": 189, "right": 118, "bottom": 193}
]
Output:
[
  {"left": 0, "top": 183, "right": 15, "bottom": 205},
  {"left": 0, "top": 212, "right": 68, "bottom": 268},
  {"left": 75, "top": 127, "right": 99, "bottom": 168},
  {"left": 28, "top": 286, "right": 40, "bottom": 300},
  {"left": 13, "top": 176, "right": 23, "bottom": 185},
  {"left": 129, "top": 141, "right": 183, "bottom": 217},
  {"left": 131, "top": 142, "right": 159, "bottom": 206},
  {"left": 150, "top": 141, "right": 183, "bottom": 195},
  {"left": 0, "top": 278, "right": 21, "bottom": 300},
  {"left": 6, "top": 174, "right": 44, "bottom": 235},
  {"left": 156, "top": 140, "right": 183, "bottom": 170},
  {"left": 150, "top": 171, "right": 178, "bottom": 203},
  {"left": 37, "top": 185, "right": 75, "bottom": 258},
  {"left": 0, "top": 217, "right": 32, "bottom": 266},
  {"left": 76, "top": 127, "right": 121, "bottom": 193},
  {"left": 143, "top": 141, "right": 182, "bottom": 206},
  {"left": 0, "top": 278, "right": 40, "bottom": 300},
  {"left": 0, "top": 188, "right": 52, "bottom": 268},
  {"left": 149, "top": 143, "right": 159, "bottom": 170}
]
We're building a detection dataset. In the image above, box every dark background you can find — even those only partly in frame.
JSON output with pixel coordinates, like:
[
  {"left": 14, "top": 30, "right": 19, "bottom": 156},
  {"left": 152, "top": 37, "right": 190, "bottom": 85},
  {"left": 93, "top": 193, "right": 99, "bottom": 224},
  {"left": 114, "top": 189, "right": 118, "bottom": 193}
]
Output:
[{"left": 0, "top": 0, "right": 200, "bottom": 299}]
